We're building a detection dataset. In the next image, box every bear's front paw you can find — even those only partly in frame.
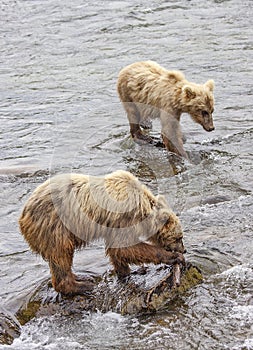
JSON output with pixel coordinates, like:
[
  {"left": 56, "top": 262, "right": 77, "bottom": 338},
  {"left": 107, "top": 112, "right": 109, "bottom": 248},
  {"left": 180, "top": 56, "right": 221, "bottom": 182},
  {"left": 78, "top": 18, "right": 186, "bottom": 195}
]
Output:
[{"left": 174, "top": 252, "right": 185, "bottom": 266}]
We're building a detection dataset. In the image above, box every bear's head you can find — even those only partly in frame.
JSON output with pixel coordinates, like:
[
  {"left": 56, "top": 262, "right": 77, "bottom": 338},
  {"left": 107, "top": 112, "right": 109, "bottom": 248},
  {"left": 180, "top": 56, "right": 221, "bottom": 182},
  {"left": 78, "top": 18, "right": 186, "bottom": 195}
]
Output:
[
  {"left": 181, "top": 80, "right": 215, "bottom": 132},
  {"left": 155, "top": 195, "right": 186, "bottom": 254}
]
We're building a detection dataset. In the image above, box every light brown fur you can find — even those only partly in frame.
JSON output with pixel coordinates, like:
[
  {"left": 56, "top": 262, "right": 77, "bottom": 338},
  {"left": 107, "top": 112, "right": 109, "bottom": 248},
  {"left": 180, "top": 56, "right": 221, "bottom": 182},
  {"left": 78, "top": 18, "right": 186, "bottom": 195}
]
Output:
[
  {"left": 117, "top": 61, "right": 215, "bottom": 158},
  {"left": 19, "top": 170, "right": 185, "bottom": 295}
]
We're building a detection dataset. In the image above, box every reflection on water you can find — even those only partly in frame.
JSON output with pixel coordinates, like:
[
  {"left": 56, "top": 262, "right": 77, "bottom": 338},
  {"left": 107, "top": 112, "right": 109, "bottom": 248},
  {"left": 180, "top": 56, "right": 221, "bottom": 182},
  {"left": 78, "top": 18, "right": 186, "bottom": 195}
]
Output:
[{"left": 0, "top": 0, "right": 253, "bottom": 348}]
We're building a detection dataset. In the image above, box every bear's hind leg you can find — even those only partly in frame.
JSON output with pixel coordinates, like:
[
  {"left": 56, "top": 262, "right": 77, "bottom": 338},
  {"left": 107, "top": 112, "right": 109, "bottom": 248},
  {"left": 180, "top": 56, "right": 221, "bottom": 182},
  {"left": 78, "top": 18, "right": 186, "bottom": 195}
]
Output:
[
  {"left": 123, "top": 102, "right": 153, "bottom": 144},
  {"left": 49, "top": 255, "right": 95, "bottom": 296}
]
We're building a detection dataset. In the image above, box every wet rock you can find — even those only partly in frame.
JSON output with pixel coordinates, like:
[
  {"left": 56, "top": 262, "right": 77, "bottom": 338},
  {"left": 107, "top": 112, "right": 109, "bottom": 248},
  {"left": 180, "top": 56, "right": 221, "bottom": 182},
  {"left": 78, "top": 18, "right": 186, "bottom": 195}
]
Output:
[
  {"left": 0, "top": 307, "right": 21, "bottom": 345},
  {"left": 16, "top": 263, "right": 202, "bottom": 324},
  {"left": 200, "top": 195, "right": 231, "bottom": 206}
]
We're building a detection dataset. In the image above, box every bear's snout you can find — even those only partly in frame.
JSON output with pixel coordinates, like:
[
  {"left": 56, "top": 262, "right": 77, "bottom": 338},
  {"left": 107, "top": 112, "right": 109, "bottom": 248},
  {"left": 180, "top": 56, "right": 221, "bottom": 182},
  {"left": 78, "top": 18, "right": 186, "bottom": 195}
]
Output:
[{"left": 203, "top": 124, "right": 215, "bottom": 132}]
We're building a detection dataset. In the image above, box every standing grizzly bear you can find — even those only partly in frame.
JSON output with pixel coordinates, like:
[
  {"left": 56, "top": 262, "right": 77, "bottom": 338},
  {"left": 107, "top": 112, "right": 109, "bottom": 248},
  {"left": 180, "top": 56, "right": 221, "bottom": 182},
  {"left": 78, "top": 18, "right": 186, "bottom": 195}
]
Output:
[
  {"left": 19, "top": 170, "right": 185, "bottom": 295},
  {"left": 117, "top": 61, "right": 215, "bottom": 158}
]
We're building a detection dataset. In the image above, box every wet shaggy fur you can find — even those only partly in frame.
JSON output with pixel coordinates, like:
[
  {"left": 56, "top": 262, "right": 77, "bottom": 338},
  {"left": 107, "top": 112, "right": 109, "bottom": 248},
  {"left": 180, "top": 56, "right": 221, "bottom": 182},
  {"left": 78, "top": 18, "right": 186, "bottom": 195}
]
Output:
[
  {"left": 117, "top": 61, "right": 215, "bottom": 158},
  {"left": 19, "top": 170, "right": 185, "bottom": 295}
]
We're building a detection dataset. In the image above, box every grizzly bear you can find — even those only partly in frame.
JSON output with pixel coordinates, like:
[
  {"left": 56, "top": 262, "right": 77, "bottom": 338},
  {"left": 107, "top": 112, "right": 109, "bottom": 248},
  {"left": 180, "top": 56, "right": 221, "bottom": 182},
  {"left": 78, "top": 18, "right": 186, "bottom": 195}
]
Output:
[
  {"left": 117, "top": 61, "right": 215, "bottom": 158},
  {"left": 19, "top": 170, "right": 185, "bottom": 295}
]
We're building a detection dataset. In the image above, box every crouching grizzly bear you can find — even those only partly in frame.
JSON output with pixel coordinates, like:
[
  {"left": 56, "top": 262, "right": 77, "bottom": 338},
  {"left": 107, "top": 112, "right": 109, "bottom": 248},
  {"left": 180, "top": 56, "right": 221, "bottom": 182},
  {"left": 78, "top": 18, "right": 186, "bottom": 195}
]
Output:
[
  {"left": 117, "top": 61, "right": 215, "bottom": 158},
  {"left": 19, "top": 170, "right": 185, "bottom": 295}
]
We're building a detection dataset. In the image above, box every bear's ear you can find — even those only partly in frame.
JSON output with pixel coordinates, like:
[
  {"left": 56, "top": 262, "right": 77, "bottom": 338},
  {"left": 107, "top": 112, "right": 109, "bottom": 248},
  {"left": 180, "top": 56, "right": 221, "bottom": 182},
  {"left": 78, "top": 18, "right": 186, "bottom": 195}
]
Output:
[
  {"left": 154, "top": 196, "right": 172, "bottom": 228},
  {"left": 156, "top": 194, "right": 168, "bottom": 208},
  {"left": 182, "top": 85, "right": 196, "bottom": 99},
  {"left": 155, "top": 208, "right": 171, "bottom": 228},
  {"left": 205, "top": 79, "right": 215, "bottom": 92}
]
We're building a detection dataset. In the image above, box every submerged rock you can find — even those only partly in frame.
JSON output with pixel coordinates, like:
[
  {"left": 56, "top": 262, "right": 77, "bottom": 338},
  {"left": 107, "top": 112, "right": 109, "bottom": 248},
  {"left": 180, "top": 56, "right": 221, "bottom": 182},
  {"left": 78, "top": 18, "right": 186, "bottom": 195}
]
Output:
[
  {"left": 0, "top": 307, "right": 21, "bottom": 345},
  {"left": 16, "top": 262, "right": 202, "bottom": 325},
  {"left": 200, "top": 195, "right": 231, "bottom": 206}
]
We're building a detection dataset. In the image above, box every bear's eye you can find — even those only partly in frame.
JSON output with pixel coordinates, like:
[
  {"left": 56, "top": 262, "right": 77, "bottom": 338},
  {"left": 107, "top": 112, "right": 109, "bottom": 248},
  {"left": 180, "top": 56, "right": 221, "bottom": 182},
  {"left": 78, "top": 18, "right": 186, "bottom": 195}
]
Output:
[{"left": 202, "top": 111, "right": 209, "bottom": 118}]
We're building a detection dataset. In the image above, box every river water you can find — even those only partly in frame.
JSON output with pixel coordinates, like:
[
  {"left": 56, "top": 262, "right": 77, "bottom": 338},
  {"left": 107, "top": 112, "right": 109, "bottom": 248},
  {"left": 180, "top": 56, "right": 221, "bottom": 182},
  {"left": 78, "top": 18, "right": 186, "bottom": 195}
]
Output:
[{"left": 0, "top": 0, "right": 252, "bottom": 349}]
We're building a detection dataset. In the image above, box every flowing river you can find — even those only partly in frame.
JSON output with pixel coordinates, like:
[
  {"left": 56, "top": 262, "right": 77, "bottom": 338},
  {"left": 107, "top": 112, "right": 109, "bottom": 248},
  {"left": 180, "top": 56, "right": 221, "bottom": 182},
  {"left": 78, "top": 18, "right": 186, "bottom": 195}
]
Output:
[{"left": 0, "top": 0, "right": 252, "bottom": 349}]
